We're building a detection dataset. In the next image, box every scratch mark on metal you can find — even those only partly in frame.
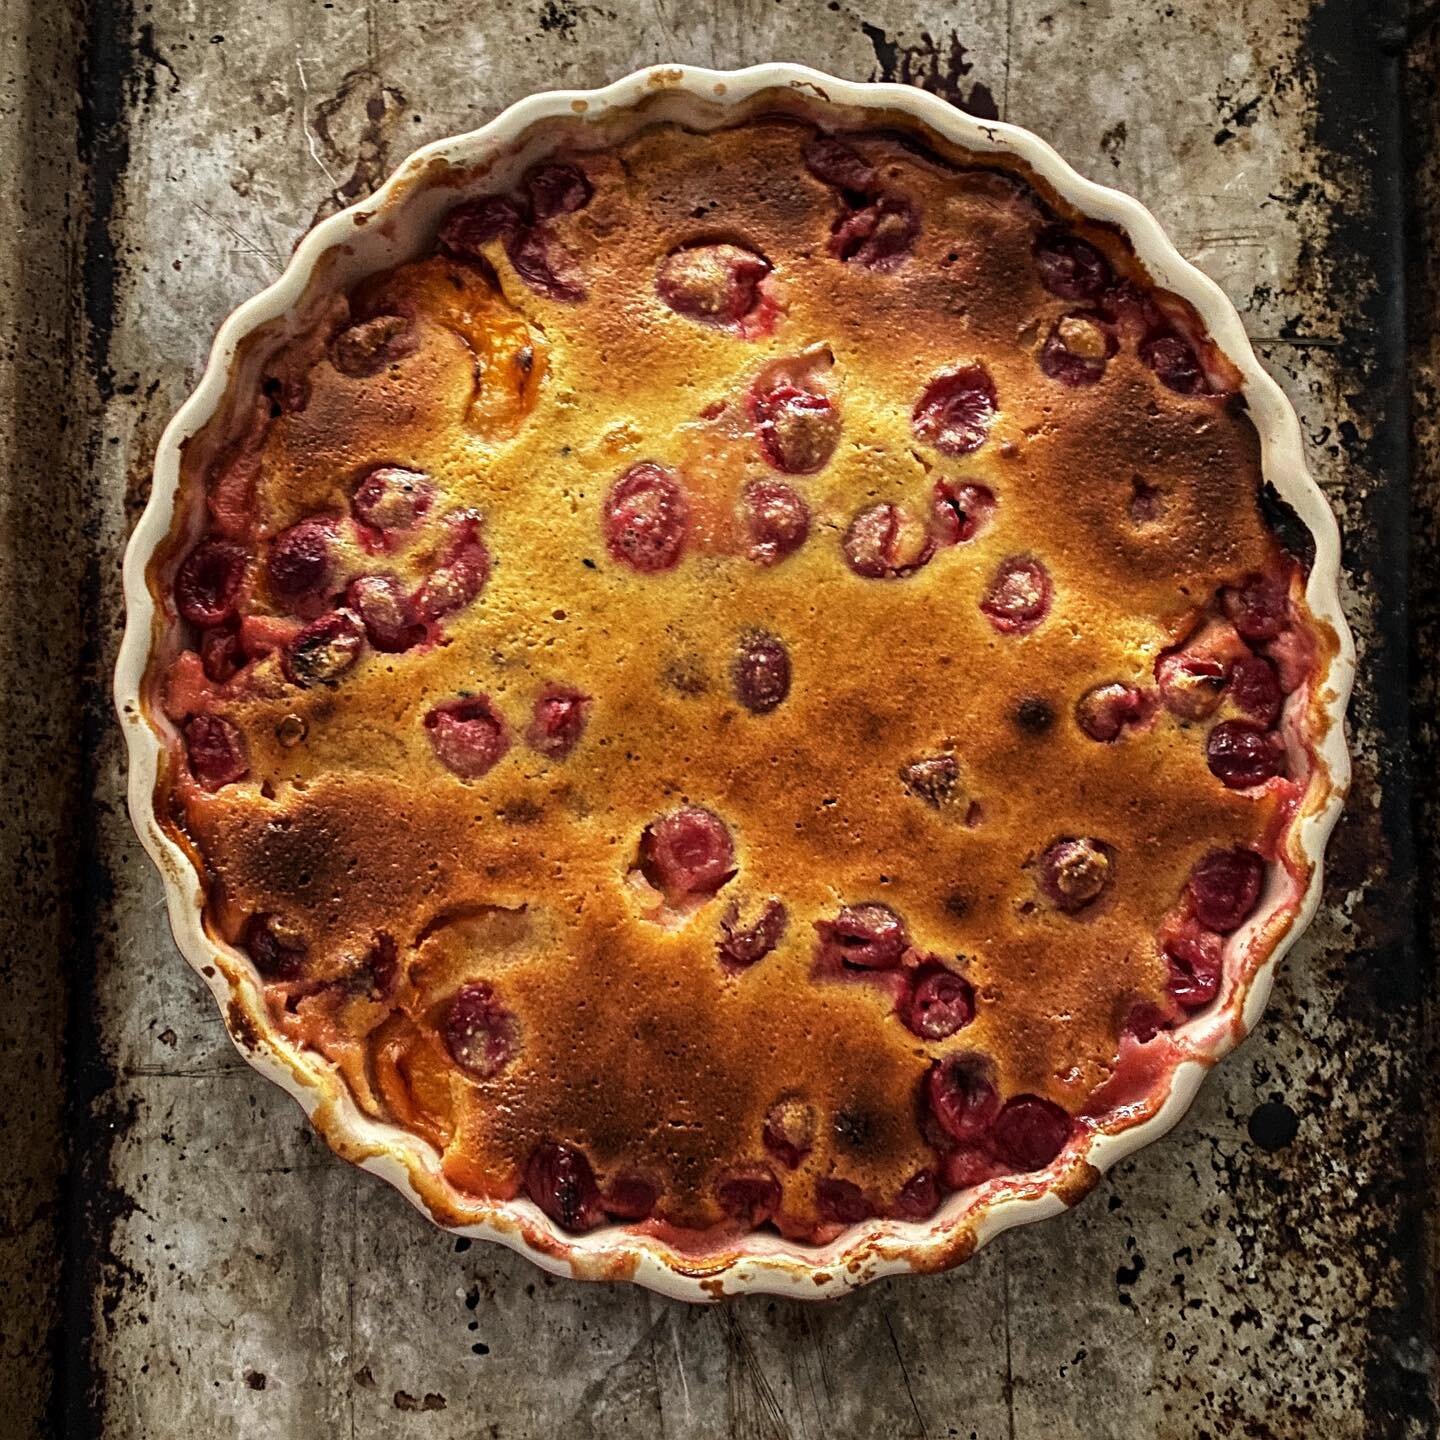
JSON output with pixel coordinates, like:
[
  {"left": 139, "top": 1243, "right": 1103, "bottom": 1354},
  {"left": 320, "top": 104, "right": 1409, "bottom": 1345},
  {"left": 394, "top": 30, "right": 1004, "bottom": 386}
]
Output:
[
  {"left": 667, "top": 1308, "right": 692, "bottom": 1427},
  {"left": 1002, "top": 0, "right": 1015, "bottom": 121},
  {"left": 720, "top": 1307, "right": 793, "bottom": 1440},
  {"left": 189, "top": 201, "right": 282, "bottom": 272},
  {"left": 121, "top": 1063, "right": 251, "bottom": 1078},
  {"left": 794, "top": 1305, "right": 829, "bottom": 1432},
  {"left": 884, "top": 1311, "right": 929, "bottom": 1440},
  {"left": 802, "top": 1306, "right": 833, "bottom": 1405},
  {"left": 1003, "top": 1247, "right": 1017, "bottom": 1440},
  {"left": 364, "top": 0, "right": 381, "bottom": 70},
  {"left": 295, "top": 53, "right": 341, "bottom": 187},
  {"left": 347, "top": 1173, "right": 358, "bottom": 1440}
]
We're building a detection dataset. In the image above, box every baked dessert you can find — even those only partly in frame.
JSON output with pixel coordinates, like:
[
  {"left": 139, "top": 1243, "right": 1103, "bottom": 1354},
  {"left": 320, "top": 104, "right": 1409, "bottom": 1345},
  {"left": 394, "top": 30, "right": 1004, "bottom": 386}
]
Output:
[{"left": 147, "top": 116, "right": 1337, "bottom": 1250}]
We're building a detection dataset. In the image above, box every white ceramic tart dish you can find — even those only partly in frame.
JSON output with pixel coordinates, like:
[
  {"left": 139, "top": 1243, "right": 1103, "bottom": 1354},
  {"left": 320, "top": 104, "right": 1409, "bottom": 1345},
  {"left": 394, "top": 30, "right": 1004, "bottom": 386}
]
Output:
[{"left": 116, "top": 63, "right": 1354, "bottom": 1301}]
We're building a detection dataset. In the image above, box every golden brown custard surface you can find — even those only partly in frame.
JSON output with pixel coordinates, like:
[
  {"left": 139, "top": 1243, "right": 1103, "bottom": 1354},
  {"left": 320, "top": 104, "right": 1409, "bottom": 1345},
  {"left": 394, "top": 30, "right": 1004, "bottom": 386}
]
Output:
[{"left": 151, "top": 120, "right": 1327, "bottom": 1242}]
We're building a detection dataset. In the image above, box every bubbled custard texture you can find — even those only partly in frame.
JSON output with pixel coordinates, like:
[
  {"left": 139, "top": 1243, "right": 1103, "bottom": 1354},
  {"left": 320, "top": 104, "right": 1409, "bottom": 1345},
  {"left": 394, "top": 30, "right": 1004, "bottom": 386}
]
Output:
[{"left": 153, "top": 120, "right": 1323, "bottom": 1243}]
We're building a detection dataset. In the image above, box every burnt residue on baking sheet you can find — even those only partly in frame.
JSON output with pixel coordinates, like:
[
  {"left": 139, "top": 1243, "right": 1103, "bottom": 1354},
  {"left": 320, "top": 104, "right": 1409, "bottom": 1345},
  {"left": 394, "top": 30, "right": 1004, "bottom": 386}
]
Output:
[
  {"left": 858, "top": 20, "right": 1001, "bottom": 118},
  {"left": 76, "top": 0, "right": 134, "bottom": 404},
  {"left": 305, "top": 66, "right": 410, "bottom": 226},
  {"left": 1291, "top": 0, "right": 1436, "bottom": 1433},
  {"left": 1, "top": 0, "right": 92, "bottom": 1434},
  {"left": 57, "top": 1, "right": 145, "bottom": 1435}
]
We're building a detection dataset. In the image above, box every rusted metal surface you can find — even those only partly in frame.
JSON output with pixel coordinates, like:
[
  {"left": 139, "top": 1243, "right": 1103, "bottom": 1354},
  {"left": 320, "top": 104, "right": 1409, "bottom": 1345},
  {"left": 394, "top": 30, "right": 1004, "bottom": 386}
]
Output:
[{"left": 3, "top": 0, "right": 1434, "bottom": 1435}]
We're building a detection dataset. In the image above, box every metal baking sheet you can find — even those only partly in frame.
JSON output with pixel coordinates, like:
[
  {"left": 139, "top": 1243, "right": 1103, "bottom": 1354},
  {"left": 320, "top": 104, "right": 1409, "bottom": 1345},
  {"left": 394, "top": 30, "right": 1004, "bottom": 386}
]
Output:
[{"left": 1, "top": 0, "right": 1433, "bottom": 1435}]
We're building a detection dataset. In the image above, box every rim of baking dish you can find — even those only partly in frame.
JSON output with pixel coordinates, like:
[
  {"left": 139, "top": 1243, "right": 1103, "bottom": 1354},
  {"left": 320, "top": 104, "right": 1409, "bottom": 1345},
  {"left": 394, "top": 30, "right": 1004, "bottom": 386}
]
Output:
[{"left": 115, "top": 62, "right": 1355, "bottom": 1302}]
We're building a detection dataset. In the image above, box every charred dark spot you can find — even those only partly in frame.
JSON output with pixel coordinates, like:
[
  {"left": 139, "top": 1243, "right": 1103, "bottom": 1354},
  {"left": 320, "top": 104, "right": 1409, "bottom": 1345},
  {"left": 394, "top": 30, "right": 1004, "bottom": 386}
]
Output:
[
  {"left": 1015, "top": 696, "right": 1055, "bottom": 734},
  {"left": 497, "top": 798, "right": 544, "bottom": 825},
  {"left": 226, "top": 1002, "right": 260, "bottom": 1051},
  {"left": 832, "top": 1108, "right": 874, "bottom": 1151},
  {"left": 943, "top": 891, "right": 970, "bottom": 919}
]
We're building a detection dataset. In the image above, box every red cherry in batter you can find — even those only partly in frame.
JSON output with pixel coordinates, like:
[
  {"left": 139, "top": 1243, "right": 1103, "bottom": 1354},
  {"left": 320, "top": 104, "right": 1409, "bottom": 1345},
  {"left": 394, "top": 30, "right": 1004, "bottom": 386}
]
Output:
[
  {"left": 639, "top": 807, "right": 736, "bottom": 900},
  {"left": 425, "top": 696, "right": 510, "bottom": 778}
]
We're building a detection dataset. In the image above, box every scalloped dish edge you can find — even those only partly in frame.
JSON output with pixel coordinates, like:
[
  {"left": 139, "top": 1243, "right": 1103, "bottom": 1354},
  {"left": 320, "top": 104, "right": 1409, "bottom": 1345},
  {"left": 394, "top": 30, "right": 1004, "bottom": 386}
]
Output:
[{"left": 115, "top": 63, "right": 1355, "bottom": 1301}]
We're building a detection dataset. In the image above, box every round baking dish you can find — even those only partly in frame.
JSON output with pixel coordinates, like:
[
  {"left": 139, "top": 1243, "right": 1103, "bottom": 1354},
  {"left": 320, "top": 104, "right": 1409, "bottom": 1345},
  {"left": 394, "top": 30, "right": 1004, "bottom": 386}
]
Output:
[{"left": 116, "top": 63, "right": 1355, "bottom": 1301}]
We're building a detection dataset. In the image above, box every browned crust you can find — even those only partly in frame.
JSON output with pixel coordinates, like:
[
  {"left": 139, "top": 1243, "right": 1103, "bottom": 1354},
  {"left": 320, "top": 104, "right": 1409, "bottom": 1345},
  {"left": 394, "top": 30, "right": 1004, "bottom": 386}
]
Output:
[
  {"left": 144, "top": 117, "right": 1334, "bottom": 1244},
  {"left": 225, "top": 999, "right": 261, "bottom": 1052},
  {"left": 1054, "top": 1160, "right": 1103, "bottom": 1209}
]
